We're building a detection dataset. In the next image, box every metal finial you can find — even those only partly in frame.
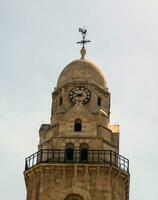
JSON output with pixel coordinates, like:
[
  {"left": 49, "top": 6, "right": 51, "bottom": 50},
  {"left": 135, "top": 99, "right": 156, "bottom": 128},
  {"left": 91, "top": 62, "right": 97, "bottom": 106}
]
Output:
[{"left": 77, "top": 27, "right": 91, "bottom": 59}]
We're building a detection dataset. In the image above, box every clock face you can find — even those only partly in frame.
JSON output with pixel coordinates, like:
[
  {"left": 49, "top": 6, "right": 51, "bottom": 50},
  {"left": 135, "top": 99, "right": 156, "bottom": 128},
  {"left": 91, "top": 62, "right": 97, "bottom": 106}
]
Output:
[{"left": 69, "top": 87, "right": 91, "bottom": 104}]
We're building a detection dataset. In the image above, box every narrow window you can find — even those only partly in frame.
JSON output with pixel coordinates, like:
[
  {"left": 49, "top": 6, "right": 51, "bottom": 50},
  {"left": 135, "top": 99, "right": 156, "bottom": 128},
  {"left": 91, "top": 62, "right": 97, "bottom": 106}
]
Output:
[
  {"left": 59, "top": 96, "right": 63, "bottom": 105},
  {"left": 80, "top": 148, "right": 88, "bottom": 163},
  {"left": 98, "top": 97, "right": 102, "bottom": 106},
  {"left": 74, "top": 119, "right": 82, "bottom": 132},
  {"left": 65, "top": 143, "right": 74, "bottom": 162},
  {"left": 66, "top": 148, "right": 74, "bottom": 161}
]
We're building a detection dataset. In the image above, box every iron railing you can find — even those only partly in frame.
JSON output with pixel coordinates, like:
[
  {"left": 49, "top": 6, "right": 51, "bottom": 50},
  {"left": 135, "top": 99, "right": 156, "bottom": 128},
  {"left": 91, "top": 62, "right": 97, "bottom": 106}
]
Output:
[{"left": 25, "top": 149, "right": 129, "bottom": 173}]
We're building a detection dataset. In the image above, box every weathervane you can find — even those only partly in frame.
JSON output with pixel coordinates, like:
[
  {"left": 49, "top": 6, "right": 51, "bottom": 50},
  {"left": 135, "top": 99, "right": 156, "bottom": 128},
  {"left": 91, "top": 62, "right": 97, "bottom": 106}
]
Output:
[{"left": 77, "top": 27, "right": 91, "bottom": 59}]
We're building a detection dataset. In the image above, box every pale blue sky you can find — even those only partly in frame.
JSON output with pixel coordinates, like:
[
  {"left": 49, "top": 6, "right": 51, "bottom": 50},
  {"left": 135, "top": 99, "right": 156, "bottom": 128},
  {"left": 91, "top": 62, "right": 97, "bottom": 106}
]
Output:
[{"left": 1, "top": 0, "right": 158, "bottom": 199}]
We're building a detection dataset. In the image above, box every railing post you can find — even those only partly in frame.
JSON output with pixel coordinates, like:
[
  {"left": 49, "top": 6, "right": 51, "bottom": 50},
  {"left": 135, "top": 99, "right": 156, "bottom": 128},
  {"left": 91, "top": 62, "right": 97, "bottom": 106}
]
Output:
[
  {"left": 58, "top": 149, "right": 60, "bottom": 163},
  {"left": 25, "top": 159, "right": 28, "bottom": 170},
  {"left": 40, "top": 150, "right": 42, "bottom": 163},
  {"left": 98, "top": 150, "right": 99, "bottom": 163},
  {"left": 115, "top": 152, "right": 117, "bottom": 166},
  {"left": 110, "top": 151, "right": 112, "bottom": 165},
  {"left": 127, "top": 159, "right": 129, "bottom": 173}
]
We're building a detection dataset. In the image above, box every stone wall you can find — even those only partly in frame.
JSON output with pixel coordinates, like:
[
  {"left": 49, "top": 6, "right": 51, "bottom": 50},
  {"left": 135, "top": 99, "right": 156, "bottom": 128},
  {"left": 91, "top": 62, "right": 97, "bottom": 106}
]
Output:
[{"left": 25, "top": 164, "right": 129, "bottom": 200}]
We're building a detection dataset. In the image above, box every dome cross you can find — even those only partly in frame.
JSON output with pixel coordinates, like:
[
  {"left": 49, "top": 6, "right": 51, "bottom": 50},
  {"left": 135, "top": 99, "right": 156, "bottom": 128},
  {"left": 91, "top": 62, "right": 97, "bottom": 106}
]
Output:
[{"left": 77, "top": 27, "right": 91, "bottom": 59}]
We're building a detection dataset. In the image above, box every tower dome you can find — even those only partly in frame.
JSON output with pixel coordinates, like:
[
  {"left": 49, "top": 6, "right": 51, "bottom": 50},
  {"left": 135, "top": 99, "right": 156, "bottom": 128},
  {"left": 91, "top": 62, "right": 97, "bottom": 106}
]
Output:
[{"left": 57, "top": 58, "right": 107, "bottom": 90}]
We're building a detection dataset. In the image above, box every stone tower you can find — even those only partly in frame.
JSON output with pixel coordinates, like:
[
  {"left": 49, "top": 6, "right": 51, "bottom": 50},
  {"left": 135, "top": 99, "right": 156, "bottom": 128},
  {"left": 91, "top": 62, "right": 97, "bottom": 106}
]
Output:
[{"left": 24, "top": 36, "right": 130, "bottom": 200}]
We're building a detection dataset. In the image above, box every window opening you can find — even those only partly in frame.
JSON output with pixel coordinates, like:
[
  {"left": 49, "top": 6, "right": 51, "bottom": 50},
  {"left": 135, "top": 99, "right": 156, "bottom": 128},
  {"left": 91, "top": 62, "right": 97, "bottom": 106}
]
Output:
[
  {"left": 65, "top": 143, "right": 74, "bottom": 162},
  {"left": 66, "top": 148, "right": 74, "bottom": 161},
  {"left": 59, "top": 96, "right": 63, "bottom": 105},
  {"left": 64, "top": 193, "right": 84, "bottom": 200},
  {"left": 74, "top": 119, "right": 82, "bottom": 132},
  {"left": 98, "top": 97, "right": 102, "bottom": 106},
  {"left": 80, "top": 148, "right": 88, "bottom": 163}
]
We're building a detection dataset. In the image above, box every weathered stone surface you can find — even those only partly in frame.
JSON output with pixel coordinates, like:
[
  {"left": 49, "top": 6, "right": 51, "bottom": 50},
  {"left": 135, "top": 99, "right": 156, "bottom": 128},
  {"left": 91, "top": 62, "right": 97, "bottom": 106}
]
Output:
[{"left": 25, "top": 164, "right": 129, "bottom": 200}]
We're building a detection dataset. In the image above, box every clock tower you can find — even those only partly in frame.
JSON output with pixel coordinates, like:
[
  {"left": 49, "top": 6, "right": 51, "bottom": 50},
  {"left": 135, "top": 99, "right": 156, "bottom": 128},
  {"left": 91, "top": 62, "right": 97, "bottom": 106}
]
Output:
[{"left": 24, "top": 30, "right": 130, "bottom": 200}]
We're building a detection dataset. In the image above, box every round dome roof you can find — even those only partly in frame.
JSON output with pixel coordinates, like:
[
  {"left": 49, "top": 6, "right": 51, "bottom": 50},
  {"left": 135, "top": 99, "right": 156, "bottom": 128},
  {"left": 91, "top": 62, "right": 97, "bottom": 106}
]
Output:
[{"left": 57, "top": 59, "right": 107, "bottom": 90}]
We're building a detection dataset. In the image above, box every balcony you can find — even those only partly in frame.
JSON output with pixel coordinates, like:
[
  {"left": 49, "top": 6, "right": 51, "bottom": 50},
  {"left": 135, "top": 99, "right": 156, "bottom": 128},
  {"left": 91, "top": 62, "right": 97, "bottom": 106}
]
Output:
[{"left": 25, "top": 149, "right": 129, "bottom": 173}]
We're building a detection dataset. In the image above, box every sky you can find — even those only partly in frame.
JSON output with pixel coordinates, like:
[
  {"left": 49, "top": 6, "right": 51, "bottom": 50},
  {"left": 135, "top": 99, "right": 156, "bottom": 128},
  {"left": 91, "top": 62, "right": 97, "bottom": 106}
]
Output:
[{"left": 0, "top": 0, "right": 158, "bottom": 199}]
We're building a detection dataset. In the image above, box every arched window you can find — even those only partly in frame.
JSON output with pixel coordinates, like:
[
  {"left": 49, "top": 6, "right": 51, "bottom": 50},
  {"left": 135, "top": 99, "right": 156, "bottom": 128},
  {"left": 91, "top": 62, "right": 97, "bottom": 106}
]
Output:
[
  {"left": 64, "top": 193, "right": 84, "bottom": 200},
  {"left": 74, "top": 119, "right": 82, "bottom": 132},
  {"left": 80, "top": 143, "right": 89, "bottom": 163},
  {"left": 65, "top": 143, "right": 74, "bottom": 162}
]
